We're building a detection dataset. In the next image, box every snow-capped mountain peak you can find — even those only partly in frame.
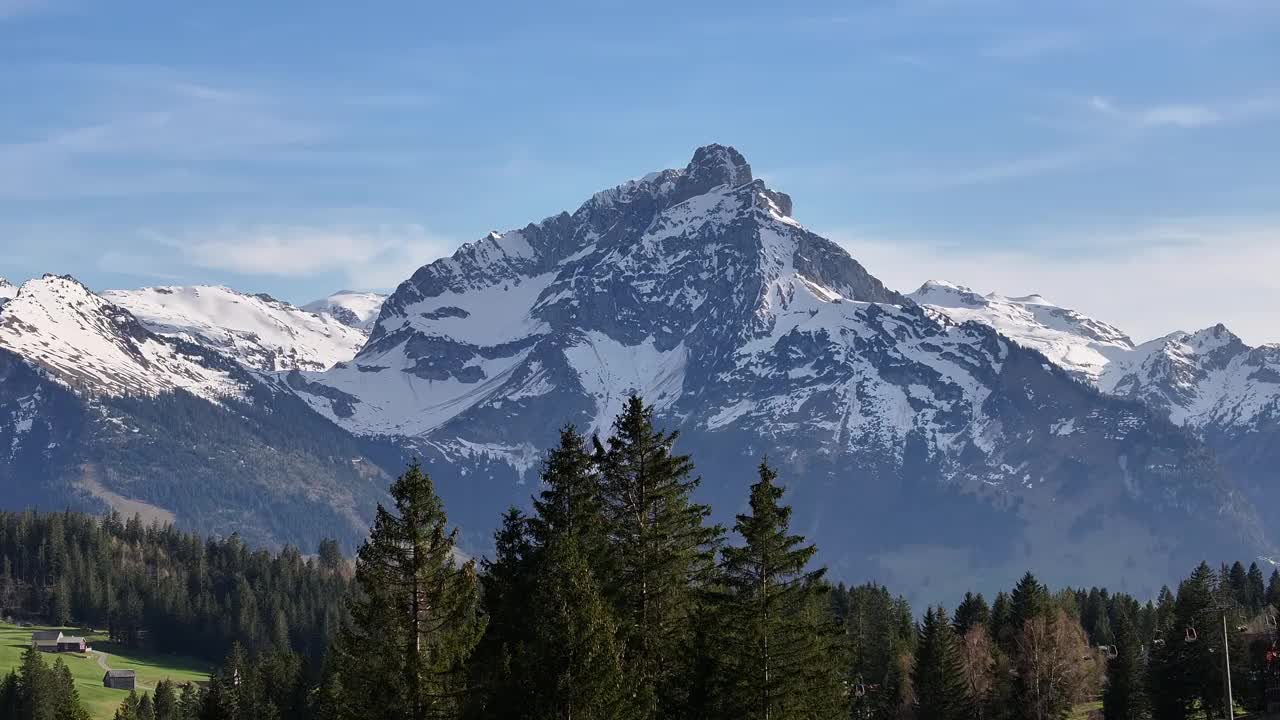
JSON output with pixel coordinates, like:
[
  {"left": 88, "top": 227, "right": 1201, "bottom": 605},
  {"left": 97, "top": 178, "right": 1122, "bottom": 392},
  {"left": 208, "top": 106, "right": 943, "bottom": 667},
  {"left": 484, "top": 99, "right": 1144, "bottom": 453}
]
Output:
[
  {"left": 0, "top": 278, "right": 16, "bottom": 309},
  {"left": 909, "top": 280, "right": 1134, "bottom": 381},
  {"left": 1101, "top": 322, "right": 1277, "bottom": 430},
  {"left": 106, "top": 285, "right": 367, "bottom": 372},
  {"left": 912, "top": 280, "right": 1280, "bottom": 488},
  {"left": 0, "top": 275, "right": 244, "bottom": 399},
  {"left": 301, "top": 290, "right": 387, "bottom": 332}
]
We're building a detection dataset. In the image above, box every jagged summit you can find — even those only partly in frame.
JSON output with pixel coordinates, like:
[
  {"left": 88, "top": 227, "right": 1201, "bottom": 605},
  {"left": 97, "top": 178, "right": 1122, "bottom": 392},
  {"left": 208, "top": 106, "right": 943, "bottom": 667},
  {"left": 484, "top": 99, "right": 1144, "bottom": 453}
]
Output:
[
  {"left": 0, "top": 146, "right": 1270, "bottom": 603},
  {"left": 685, "top": 143, "right": 753, "bottom": 188},
  {"left": 373, "top": 145, "right": 876, "bottom": 348}
]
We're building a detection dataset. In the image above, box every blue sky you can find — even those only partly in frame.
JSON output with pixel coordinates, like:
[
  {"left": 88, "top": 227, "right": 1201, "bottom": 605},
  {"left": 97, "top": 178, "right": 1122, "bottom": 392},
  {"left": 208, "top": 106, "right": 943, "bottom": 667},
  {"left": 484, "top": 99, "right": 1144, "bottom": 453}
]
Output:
[{"left": 2, "top": 0, "right": 1278, "bottom": 343}]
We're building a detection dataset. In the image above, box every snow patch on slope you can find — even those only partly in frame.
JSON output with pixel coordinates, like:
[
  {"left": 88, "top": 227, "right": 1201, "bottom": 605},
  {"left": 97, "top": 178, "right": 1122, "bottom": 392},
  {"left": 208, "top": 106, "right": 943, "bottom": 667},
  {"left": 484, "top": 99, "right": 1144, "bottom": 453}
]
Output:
[
  {"left": 302, "top": 290, "right": 387, "bottom": 331},
  {"left": 0, "top": 276, "right": 244, "bottom": 399},
  {"left": 564, "top": 332, "right": 689, "bottom": 434},
  {"left": 910, "top": 280, "right": 1134, "bottom": 382},
  {"left": 106, "top": 285, "right": 367, "bottom": 372}
]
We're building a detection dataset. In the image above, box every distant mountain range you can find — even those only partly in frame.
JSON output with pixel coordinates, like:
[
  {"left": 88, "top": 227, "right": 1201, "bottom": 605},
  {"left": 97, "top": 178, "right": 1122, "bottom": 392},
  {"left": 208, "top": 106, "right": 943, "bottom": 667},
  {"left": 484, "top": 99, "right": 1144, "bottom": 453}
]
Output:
[{"left": 0, "top": 145, "right": 1273, "bottom": 603}]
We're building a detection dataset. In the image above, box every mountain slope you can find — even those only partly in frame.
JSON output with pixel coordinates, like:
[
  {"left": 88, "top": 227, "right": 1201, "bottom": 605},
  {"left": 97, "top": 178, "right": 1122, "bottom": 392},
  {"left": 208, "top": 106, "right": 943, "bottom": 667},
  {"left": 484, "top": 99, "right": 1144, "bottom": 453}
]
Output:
[
  {"left": 0, "top": 279, "right": 15, "bottom": 307},
  {"left": 908, "top": 280, "right": 1135, "bottom": 382},
  {"left": 0, "top": 276, "right": 246, "bottom": 399},
  {"left": 914, "top": 281, "right": 1280, "bottom": 517},
  {"left": 285, "top": 145, "right": 1266, "bottom": 601},
  {"left": 302, "top": 291, "right": 387, "bottom": 332},
  {"left": 105, "top": 285, "right": 368, "bottom": 372},
  {"left": 0, "top": 276, "right": 404, "bottom": 550}
]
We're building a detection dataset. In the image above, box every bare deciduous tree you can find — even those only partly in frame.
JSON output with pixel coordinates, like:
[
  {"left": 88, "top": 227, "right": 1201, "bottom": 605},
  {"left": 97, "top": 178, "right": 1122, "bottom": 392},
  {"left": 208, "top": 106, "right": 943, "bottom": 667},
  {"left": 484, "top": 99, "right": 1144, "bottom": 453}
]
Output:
[{"left": 1015, "top": 608, "right": 1100, "bottom": 720}]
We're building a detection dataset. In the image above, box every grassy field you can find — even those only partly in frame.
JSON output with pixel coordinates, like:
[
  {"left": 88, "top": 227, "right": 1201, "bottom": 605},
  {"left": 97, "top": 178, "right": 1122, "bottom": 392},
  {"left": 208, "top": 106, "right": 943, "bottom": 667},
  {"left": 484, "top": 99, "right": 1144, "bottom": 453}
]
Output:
[
  {"left": 1069, "top": 700, "right": 1103, "bottom": 719},
  {"left": 0, "top": 623, "right": 211, "bottom": 719}
]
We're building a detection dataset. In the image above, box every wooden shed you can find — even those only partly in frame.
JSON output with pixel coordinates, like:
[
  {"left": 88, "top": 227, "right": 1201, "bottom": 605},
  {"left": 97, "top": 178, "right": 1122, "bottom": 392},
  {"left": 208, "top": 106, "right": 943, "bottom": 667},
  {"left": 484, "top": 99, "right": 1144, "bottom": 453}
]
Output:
[{"left": 103, "top": 669, "right": 136, "bottom": 691}]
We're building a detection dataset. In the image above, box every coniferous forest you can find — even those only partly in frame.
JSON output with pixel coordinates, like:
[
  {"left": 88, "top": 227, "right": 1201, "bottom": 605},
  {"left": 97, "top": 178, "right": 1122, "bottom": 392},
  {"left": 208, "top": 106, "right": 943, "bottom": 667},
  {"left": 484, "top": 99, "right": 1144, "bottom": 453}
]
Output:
[{"left": 3, "top": 395, "right": 1279, "bottom": 720}]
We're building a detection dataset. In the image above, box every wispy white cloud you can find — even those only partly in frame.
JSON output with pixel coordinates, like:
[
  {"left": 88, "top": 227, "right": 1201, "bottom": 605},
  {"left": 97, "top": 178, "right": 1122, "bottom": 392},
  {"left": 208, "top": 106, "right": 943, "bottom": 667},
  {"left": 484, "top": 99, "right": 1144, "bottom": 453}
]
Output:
[
  {"left": 0, "top": 63, "right": 430, "bottom": 200},
  {"left": 829, "top": 215, "right": 1280, "bottom": 345},
  {"left": 1087, "top": 91, "right": 1280, "bottom": 130},
  {"left": 157, "top": 223, "right": 456, "bottom": 290},
  {"left": 874, "top": 147, "right": 1092, "bottom": 190}
]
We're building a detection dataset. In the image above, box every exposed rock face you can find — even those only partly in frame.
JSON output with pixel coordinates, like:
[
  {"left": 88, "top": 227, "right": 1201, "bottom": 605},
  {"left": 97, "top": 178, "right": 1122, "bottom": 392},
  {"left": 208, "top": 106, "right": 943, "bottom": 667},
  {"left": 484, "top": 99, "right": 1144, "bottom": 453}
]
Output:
[{"left": 283, "top": 145, "right": 1266, "bottom": 603}]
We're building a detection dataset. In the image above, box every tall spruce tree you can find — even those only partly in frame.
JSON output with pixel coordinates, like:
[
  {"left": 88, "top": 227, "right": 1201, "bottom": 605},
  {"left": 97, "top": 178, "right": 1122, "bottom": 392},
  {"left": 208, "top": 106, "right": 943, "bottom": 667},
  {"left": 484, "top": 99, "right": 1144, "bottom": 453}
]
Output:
[
  {"left": 1247, "top": 562, "right": 1266, "bottom": 613},
  {"left": 912, "top": 606, "right": 971, "bottom": 720},
  {"left": 598, "top": 395, "right": 722, "bottom": 719},
  {"left": 991, "top": 592, "right": 1012, "bottom": 642},
  {"left": 954, "top": 592, "right": 992, "bottom": 637},
  {"left": 333, "top": 462, "right": 485, "bottom": 720},
  {"left": 715, "top": 460, "right": 844, "bottom": 720},
  {"left": 51, "top": 659, "right": 89, "bottom": 720},
  {"left": 464, "top": 508, "right": 535, "bottom": 720},
  {"left": 1007, "top": 572, "right": 1051, "bottom": 642},
  {"left": 522, "top": 536, "right": 627, "bottom": 720},
  {"left": 530, "top": 425, "right": 611, "bottom": 577},
  {"left": 1102, "top": 611, "right": 1146, "bottom": 720}
]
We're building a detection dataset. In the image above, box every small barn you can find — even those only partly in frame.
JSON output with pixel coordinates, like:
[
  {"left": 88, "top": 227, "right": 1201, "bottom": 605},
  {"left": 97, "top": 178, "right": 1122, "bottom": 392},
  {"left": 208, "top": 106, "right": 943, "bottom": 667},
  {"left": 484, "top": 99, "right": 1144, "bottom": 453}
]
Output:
[
  {"left": 56, "top": 636, "right": 86, "bottom": 653},
  {"left": 103, "top": 669, "right": 136, "bottom": 691},
  {"left": 30, "top": 631, "right": 62, "bottom": 652}
]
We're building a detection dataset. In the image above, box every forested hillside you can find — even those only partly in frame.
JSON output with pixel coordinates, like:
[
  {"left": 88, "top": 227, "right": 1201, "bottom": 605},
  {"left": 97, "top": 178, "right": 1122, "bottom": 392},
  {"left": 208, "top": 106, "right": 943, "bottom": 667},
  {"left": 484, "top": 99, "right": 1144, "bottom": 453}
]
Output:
[
  {"left": 0, "top": 510, "right": 351, "bottom": 664},
  {"left": 5, "top": 396, "right": 1280, "bottom": 720}
]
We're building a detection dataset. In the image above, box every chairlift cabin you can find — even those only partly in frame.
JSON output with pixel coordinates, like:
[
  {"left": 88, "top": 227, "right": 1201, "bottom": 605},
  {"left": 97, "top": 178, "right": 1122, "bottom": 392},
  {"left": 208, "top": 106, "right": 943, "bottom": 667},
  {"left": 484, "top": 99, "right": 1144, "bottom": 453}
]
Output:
[{"left": 1185, "top": 627, "right": 1199, "bottom": 643}]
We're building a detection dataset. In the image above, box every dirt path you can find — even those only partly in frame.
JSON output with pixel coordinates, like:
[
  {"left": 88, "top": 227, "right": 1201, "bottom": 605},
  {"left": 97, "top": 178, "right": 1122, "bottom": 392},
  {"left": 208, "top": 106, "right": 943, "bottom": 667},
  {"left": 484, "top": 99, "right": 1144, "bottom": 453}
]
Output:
[{"left": 90, "top": 649, "right": 152, "bottom": 692}]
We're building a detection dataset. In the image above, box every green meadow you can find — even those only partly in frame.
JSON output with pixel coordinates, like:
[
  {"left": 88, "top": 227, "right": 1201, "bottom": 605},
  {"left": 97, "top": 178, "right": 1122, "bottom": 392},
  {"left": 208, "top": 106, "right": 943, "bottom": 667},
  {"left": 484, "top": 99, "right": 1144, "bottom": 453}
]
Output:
[{"left": 0, "top": 623, "right": 210, "bottom": 719}]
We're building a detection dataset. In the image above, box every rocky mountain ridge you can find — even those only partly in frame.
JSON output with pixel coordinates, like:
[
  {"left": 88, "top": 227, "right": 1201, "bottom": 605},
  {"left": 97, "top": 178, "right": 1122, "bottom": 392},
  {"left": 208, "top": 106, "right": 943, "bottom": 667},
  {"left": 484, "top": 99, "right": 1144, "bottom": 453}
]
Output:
[{"left": 0, "top": 146, "right": 1272, "bottom": 601}]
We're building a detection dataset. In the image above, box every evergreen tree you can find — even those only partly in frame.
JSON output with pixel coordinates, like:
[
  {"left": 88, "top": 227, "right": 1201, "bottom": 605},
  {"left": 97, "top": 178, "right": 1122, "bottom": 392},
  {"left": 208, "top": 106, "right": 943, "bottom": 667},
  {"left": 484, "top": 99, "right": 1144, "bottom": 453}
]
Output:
[
  {"left": 521, "top": 536, "right": 626, "bottom": 720},
  {"left": 841, "top": 583, "right": 914, "bottom": 720},
  {"left": 912, "top": 606, "right": 971, "bottom": 720},
  {"left": 51, "top": 659, "right": 89, "bottom": 720},
  {"left": 1083, "top": 588, "right": 1113, "bottom": 646},
  {"left": 464, "top": 508, "right": 534, "bottom": 720},
  {"left": 17, "top": 645, "right": 55, "bottom": 720},
  {"left": 1102, "top": 611, "right": 1146, "bottom": 720},
  {"left": 153, "top": 680, "right": 178, "bottom": 720},
  {"left": 1268, "top": 569, "right": 1280, "bottom": 609},
  {"left": 333, "top": 462, "right": 485, "bottom": 720},
  {"left": 1246, "top": 562, "right": 1266, "bottom": 612},
  {"left": 177, "top": 684, "right": 202, "bottom": 720},
  {"left": 114, "top": 692, "right": 141, "bottom": 720},
  {"left": 318, "top": 539, "right": 344, "bottom": 573},
  {"left": 598, "top": 395, "right": 723, "bottom": 719},
  {"left": 1007, "top": 572, "right": 1051, "bottom": 642},
  {"left": 529, "top": 425, "right": 610, "bottom": 575},
  {"left": 991, "top": 592, "right": 1012, "bottom": 641},
  {"left": 715, "top": 460, "right": 844, "bottom": 720},
  {"left": 954, "top": 592, "right": 992, "bottom": 637},
  {"left": 1227, "top": 562, "right": 1250, "bottom": 609}
]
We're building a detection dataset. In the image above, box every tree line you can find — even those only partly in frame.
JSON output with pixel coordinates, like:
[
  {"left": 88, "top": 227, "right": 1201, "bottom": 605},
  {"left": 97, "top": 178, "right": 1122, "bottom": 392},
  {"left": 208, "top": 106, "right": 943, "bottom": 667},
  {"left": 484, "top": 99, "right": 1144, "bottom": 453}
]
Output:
[
  {"left": 5, "top": 394, "right": 1280, "bottom": 720},
  {"left": 0, "top": 507, "right": 352, "bottom": 664}
]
